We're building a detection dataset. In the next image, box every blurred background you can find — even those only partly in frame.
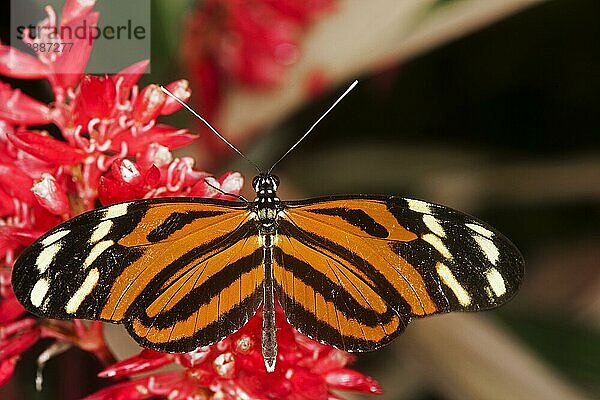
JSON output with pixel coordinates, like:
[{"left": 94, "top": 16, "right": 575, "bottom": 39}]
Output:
[{"left": 2, "top": 0, "right": 599, "bottom": 399}]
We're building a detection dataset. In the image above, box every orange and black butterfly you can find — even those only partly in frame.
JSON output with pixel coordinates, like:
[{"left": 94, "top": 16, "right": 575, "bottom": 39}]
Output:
[{"left": 12, "top": 81, "right": 524, "bottom": 372}]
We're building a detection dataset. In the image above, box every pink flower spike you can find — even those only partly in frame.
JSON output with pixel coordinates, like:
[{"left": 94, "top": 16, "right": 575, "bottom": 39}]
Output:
[
  {"left": 0, "top": 83, "right": 51, "bottom": 125},
  {"left": 60, "top": 0, "right": 97, "bottom": 26},
  {"left": 32, "top": 173, "right": 70, "bottom": 216},
  {"left": 324, "top": 369, "right": 383, "bottom": 394},
  {"left": 131, "top": 84, "right": 167, "bottom": 125},
  {"left": 98, "top": 349, "right": 174, "bottom": 378},
  {"left": 161, "top": 80, "right": 191, "bottom": 115},
  {"left": 0, "top": 45, "right": 50, "bottom": 79}
]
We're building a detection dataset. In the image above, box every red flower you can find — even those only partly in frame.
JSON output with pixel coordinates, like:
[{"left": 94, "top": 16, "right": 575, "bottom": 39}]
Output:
[
  {"left": 0, "top": 0, "right": 236, "bottom": 388},
  {"left": 88, "top": 303, "right": 381, "bottom": 400},
  {"left": 182, "top": 0, "right": 336, "bottom": 125},
  {"left": 0, "top": 274, "right": 40, "bottom": 386}
]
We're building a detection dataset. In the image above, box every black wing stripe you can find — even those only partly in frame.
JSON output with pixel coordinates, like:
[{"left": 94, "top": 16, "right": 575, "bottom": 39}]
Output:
[
  {"left": 307, "top": 207, "right": 389, "bottom": 238},
  {"left": 146, "top": 210, "right": 227, "bottom": 242},
  {"left": 277, "top": 219, "right": 412, "bottom": 314}
]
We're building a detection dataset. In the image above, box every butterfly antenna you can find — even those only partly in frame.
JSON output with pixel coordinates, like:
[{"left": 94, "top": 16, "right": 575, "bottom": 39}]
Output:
[
  {"left": 267, "top": 80, "right": 358, "bottom": 174},
  {"left": 203, "top": 178, "right": 249, "bottom": 203},
  {"left": 160, "top": 86, "right": 262, "bottom": 174}
]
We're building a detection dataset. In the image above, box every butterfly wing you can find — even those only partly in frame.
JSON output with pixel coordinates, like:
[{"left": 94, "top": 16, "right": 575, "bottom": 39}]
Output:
[
  {"left": 275, "top": 196, "right": 524, "bottom": 352},
  {"left": 12, "top": 198, "right": 264, "bottom": 352}
]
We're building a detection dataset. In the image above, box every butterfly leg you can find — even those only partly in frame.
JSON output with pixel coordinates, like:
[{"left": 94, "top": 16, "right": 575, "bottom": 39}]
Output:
[{"left": 262, "top": 234, "right": 277, "bottom": 372}]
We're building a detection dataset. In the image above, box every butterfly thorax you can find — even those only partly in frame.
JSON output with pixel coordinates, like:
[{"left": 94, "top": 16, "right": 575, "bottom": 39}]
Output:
[{"left": 252, "top": 174, "right": 282, "bottom": 235}]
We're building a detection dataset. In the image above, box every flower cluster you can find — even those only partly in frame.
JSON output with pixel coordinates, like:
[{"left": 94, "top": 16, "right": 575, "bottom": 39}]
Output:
[
  {"left": 182, "top": 0, "right": 336, "bottom": 122},
  {"left": 0, "top": 0, "right": 381, "bottom": 398},
  {"left": 86, "top": 304, "right": 381, "bottom": 400},
  {"left": 0, "top": 0, "right": 240, "bottom": 388}
]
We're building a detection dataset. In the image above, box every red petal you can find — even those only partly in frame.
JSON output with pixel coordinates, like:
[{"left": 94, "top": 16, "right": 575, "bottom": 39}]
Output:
[
  {"left": 49, "top": 12, "right": 99, "bottom": 89},
  {"left": 85, "top": 371, "right": 189, "bottom": 400},
  {"left": 0, "top": 188, "right": 15, "bottom": 217},
  {"left": 144, "top": 165, "right": 161, "bottom": 187},
  {"left": 0, "top": 319, "right": 37, "bottom": 340},
  {"left": 0, "top": 357, "right": 18, "bottom": 387},
  {"left": 160, "top": 80, "right": 191, "bottom": 115},
  {"left": 0, "top": 83, "right": 51, "bottom": 125},
  {"left": 304, "top": 69, "right": 329, "bottom": 97},
  {"left": 112, "top": 60, "right": 149, "bottom": 101},
  {"left": 98, "top": 175, "right": 129, "bottom": 205},
  {"left": 0, "top": 45, "right": 50, "bottom": 79},
  {"left": 0, "top": 294, "right": 27, "bottom": 324},
  {"left": 112, "top": 125, "right": 196, "bottom": 155},
  {"left": 0, "top": 226, "right": 43, "bottom": 256},
  {"left": 137, "top": 144, "right": 173, "bottom": 169},
  {"left": 7, "top": 130, "right": 85, "bottom": 165},
  {"left": 324, "top": 369, "right": 383, "bottom": 394},
  {"left": 98, "top": 349, "right": 173, "bottom": 378},
  {"left": 60, "top": 0, "right": 96, "bottom": 26},
  {"left": 31, "top": 173, "right": 70, "bottom": 215},
  {"left": 0, "top": 329, "right": 40, "bottom": 362},
  {"left": 0, "top": 162, "right": 36, "bottom": 203},
  {"left": 131, "top": 84, "right": 166, "bottom": 125},
  {"left": 111, "top": 158, "right": 143, "bottom": 185},
  {"left": 98, "top": 160, "right": 158, "bottom": 205},
  {"left": 290, "top": 369, "right": 328, "bottom": 400},
  {"left": 77, "top": 75, "right": 117, "bottom": 119}
]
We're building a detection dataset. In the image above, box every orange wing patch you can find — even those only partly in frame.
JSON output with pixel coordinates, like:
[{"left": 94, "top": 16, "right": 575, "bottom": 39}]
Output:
[
  {"left": 100, "top": 203, "right": 252, "bottom": 321},
  {"left": 282, "top": 201, "right": 437, "bottom": 316}
]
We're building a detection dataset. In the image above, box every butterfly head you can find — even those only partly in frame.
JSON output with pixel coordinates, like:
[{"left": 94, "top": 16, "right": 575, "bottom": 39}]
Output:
[{"left": 252, "top": 173, "right": 280, "bottom": 196}]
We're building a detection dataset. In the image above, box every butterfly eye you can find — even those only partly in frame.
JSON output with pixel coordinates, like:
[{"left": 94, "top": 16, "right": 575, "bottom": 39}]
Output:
[
  {"left": 271, "top": 175, "right": 280, "bottom": 189},
  {"left": 252, "top": 176, "right": 261, "bottom": 190}
]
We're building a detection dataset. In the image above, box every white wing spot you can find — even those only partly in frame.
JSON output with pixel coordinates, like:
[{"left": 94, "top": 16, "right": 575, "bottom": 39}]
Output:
[
  {"left": 423, "top": 214, "right": 446, "bottom": 238},
  {"left": 90, "top": 220, "right": 113, "bottom": 243},
  {"left": 436, "top": 262, "right": 471, "bottom": 306},
  {"left": 83, "top": 240, "right": 114, "bottom": 269},
  {"left": 65, "top": 268, "right": 100, "bottom": 314},
  {"left": 30, "top": 278, "right": 50, "bottom": 307},
  {"left": 485, "top": 267, "right": 507, "bottom": 297},
  {"left": 466, "top": 223, "right": 494, "bottom": 239},
  {"left": 474, "top": 235, "right": 500, "bottom": 265},
  {"left": 41, "top": 229, "right": 70, "bottom": 246},
  {"left": 422, "top": 233, "right": 453, "bottom": 260},
  {"left": 103, "top": 202, "right": 130, "bottom": 219},
  {"left": 407, "top": 199, "right": 432, "bottom": 214},
  {"left": 36, "top": 241, "right": 62, "bottom": 273}
]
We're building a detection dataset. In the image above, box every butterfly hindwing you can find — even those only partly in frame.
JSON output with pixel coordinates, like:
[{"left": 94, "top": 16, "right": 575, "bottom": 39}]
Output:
[
  {"left": 12, "top": 198, "right": 263, "bottom": 352},
  {"left": 276, "top": 196, "right": 524, "bottom": 352}
]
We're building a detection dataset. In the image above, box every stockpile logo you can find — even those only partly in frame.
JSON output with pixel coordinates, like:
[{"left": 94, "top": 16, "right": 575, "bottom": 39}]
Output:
[{"left": 10, "top": 0, "right": 151, "bottom": 74}]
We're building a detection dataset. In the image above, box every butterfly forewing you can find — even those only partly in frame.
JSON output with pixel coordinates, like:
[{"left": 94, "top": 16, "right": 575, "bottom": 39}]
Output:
[
  {"left": 276, "top": 196, "right": 523, "bottom": 352},
  {"left": 12, "top": 198, "right": 263, "bottom": 352}
]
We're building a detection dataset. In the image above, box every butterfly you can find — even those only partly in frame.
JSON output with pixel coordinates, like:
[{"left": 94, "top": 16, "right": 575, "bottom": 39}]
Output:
[{"left": 11, "top": 81, "right": 524, "bottom": 373}]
